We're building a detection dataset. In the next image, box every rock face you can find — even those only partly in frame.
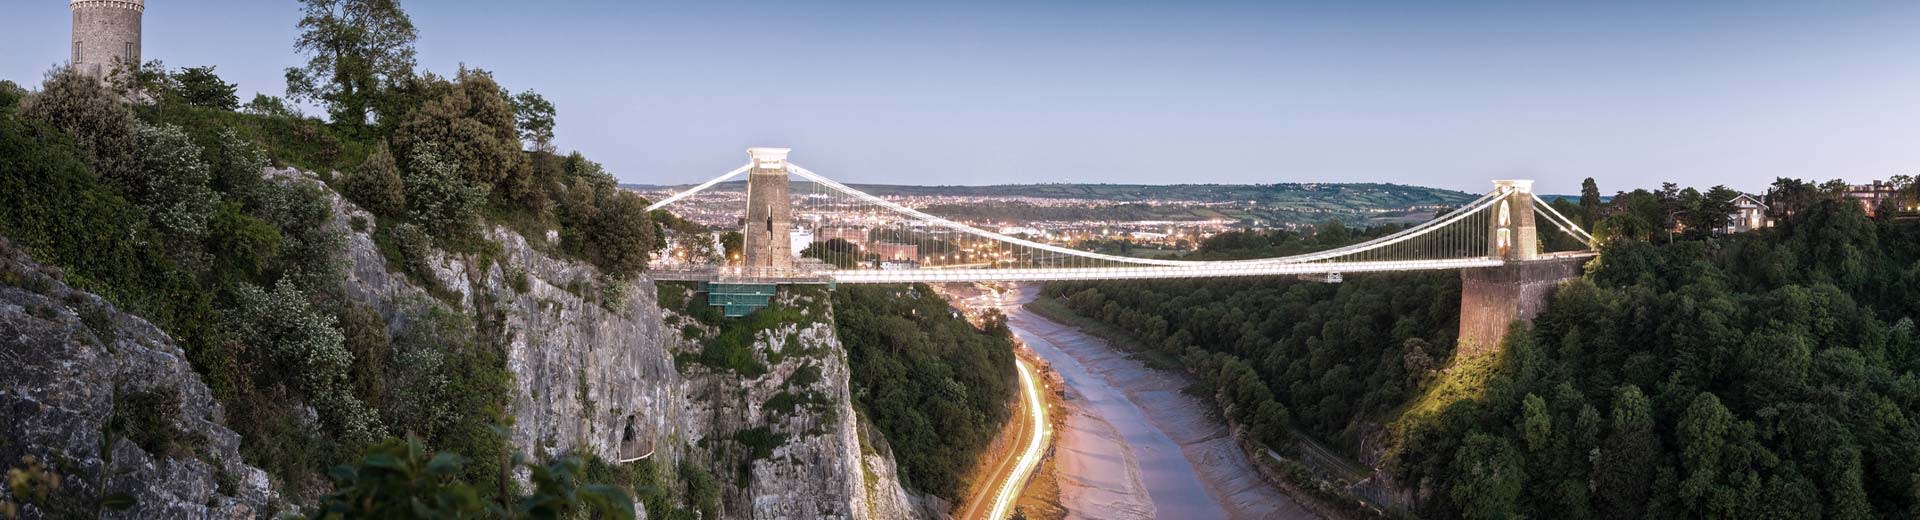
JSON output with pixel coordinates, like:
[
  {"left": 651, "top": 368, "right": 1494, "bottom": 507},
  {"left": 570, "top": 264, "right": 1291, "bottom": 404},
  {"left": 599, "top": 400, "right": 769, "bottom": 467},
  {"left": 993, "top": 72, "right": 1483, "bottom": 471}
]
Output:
[
  {"left": 295, "top": 166, "right": 934, "bottom": 519},
  {"left": 0, "top": 238, "right": 270, "bottom": 519},
  {"left": 660, "top": 288, "right": 938, "bottom": 519}
]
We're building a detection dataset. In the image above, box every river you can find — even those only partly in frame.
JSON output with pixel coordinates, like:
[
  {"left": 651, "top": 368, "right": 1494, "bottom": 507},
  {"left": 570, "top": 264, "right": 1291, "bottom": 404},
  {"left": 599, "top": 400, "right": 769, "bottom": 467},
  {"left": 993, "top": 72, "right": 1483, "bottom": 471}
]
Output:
[{"left": 962, "top": 284, "right": 1319, "bottom": 520}]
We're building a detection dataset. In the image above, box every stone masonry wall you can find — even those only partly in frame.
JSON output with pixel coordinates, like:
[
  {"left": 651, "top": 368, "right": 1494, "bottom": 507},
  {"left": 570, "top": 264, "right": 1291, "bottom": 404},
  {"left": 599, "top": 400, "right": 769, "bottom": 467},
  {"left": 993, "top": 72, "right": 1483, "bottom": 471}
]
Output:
[{"left": 1456, "top": 256, "right": 1589, "bottom": 358}]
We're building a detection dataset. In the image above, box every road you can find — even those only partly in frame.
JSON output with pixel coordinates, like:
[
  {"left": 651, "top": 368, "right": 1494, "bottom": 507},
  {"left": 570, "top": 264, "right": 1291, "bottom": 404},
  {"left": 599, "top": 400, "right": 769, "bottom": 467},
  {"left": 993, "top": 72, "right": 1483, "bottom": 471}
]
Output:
[{"left": 955, "top": 355, "right": 1052, "bottom": 520}]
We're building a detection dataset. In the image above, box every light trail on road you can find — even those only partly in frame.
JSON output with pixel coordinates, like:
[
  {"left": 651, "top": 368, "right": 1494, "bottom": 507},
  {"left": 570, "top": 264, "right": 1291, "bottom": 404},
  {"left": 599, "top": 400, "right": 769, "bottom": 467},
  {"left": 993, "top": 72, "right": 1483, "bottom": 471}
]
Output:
[{"left": 986, "top": 357, "right": 1050, "bottom": 520}]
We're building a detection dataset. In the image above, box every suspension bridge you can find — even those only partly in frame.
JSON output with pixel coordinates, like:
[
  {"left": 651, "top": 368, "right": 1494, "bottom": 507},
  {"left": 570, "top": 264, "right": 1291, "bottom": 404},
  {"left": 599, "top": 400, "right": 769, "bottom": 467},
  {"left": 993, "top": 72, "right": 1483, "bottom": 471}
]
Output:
[{"left": 646, "top": 148, "right": 1596, "bottom": 286}]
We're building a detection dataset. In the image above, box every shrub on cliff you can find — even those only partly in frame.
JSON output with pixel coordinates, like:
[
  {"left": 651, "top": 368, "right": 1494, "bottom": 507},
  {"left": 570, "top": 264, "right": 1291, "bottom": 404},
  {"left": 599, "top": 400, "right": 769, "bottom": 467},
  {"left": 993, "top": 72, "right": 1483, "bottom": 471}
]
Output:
[
  {"left": 343, "top": 143, "right": 406, "bottom": 216},
  {"left": 304, "top": 436, "right": 633, "bottom": 519}
]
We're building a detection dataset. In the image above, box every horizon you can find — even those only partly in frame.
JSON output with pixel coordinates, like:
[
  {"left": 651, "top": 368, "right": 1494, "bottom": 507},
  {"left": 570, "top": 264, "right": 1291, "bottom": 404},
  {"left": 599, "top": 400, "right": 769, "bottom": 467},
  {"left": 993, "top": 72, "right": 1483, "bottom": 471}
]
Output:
[{"left": 6, "top": 1, "right": 1919, "bottom": 194}]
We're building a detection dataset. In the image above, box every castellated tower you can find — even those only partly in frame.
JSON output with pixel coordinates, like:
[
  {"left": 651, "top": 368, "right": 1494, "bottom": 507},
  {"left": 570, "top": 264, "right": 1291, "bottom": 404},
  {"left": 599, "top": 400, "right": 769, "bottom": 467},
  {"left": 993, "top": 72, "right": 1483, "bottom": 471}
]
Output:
[{"left": 70, "top": 0, "right": 144, "bottom": 80}]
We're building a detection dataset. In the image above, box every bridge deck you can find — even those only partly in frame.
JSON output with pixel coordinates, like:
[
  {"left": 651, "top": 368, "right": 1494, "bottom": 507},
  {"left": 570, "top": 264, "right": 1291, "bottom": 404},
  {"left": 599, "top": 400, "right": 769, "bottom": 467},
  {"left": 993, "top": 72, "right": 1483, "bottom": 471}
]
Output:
[{"left": 646, "top": 254, "right": 1596, "bottom": 285}]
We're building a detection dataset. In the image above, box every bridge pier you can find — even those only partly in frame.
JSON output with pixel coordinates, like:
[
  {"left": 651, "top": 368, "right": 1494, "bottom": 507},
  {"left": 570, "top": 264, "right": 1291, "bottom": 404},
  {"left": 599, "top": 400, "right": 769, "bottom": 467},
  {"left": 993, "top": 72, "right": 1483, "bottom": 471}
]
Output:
[
  {"left": 1456, "top": 257, "right": 1586, "bottom": 357},
  {"left": 1455, "top": 179, "right": 1584, "bottom": 357}
]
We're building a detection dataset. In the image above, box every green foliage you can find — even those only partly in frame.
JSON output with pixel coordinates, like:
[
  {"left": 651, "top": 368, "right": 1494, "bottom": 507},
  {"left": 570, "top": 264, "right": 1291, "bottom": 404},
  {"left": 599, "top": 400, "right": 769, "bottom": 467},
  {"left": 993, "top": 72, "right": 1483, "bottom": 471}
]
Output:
[
  {"left": 108, "top": 385, "right": 206, "bottom": 460},
  {"left": 2, "top": 456, "right": 62, "bottom": 519},
  {"left": 381, "top": 303, "right": 514, "bottom": 485},
  {"left": 0, "top": 80, "right": 25, "bottom": 108},
  {"left": 589, "top": 192, "right": 657, "bottom": 277},
  {"left": 343, "top": 142, "right": 406, "bottom": 216},
  {"left": 678, "top": 459, "right": 721, "bottom": 519},
  {"left": 140, "top": 101, "right": 370, "bottom": 174},
  {"left": 285, "top": 0, "right": 418, "bottom": 133},
  {"left": 509, "top": 90, "right": 556, "bottom": 152},
  {"left": 229, "top": 279, "right": 380, "bottom": 444},
  {"left": 19, "top": 69, "right": 139, "bottom": 182},
  {"left": 1391, "top": 195, "right": 1920, "bottom": 518},
  {"left": 403, "top": 145, "right": 488, "bottom": 242},
  {"left": 800, "top": 238, "right": 862, "bottom": 268},
  {"left": 171, "top": 66, "right": 239, "bottom": 111},
  {"left": 394, "top": 68, "right": 530, "bottom": 205},
  {"left": 305, "top": 436, "right": 633, "bottom": 519},
  {"left": 555, "top": 154, "right": 658, "bottom": 278},
  {"left": 1045, "top": 264, "right": 1459, "bottom": 445},
  {"left": 732, "top": 427, "right": 786, "bottom": 462},
  {"left": 241, "top": 94, "right": 300, "bottom": 119},
  {"left": 834, "top": 284, "right": 1017, "bottom": 500},
  {"left": 134, "top": 121, "right": 221, "bottom": 253}
]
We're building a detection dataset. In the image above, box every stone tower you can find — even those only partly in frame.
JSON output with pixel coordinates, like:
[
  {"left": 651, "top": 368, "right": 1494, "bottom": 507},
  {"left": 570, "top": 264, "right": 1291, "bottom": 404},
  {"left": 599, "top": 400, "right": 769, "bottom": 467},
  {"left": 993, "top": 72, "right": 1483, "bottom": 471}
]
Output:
[
  {"left": 70, "top": 0, "right": 144, "bottom": 80},
  {"left": 741, "top": 147, "right": 795, "bottom": 271}
]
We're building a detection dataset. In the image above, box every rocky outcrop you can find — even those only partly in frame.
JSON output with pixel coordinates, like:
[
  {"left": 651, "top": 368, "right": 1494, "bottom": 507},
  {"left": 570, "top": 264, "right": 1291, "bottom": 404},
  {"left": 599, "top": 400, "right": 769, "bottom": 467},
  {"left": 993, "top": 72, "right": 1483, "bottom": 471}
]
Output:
[
  {"left": 0, "top": 238, "right": 270, "bottom": 519},
  {"left": 288, "top": 166, "right": 932, "bottom": 518},
  {"left": 662, "top": 288, "right": 939, "bottom": 520}
]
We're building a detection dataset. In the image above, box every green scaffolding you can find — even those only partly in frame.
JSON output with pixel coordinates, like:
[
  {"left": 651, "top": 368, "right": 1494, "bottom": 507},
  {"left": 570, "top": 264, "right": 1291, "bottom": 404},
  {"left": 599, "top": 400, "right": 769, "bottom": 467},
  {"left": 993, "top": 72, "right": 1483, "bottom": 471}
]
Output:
[{"left": 706, "top": 283, "right": 779, "bottom": 317}]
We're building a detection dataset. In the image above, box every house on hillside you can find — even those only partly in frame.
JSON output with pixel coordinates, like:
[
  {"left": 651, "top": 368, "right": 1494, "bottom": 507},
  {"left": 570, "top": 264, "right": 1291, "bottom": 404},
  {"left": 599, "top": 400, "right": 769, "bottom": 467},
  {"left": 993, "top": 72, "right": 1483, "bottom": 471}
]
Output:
[
  {"left": 1846, "top": 181, "right": 1902, "bottom": 217},
  {"left": 1721, "top": 193, "right": 1772, "bottom": 234}
]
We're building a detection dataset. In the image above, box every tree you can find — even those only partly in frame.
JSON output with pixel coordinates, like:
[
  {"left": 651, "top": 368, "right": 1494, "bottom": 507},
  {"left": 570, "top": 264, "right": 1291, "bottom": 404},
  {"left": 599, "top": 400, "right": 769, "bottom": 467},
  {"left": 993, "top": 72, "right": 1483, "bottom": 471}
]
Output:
[
  {"left": 1521, "top": 393, "right": 1552, "bottom": 453},
  {"left": 393, "top": 68, "right": 530, "bottom": 206},
  {"left": 343, "top": 142, "right": 405, "bottom": 215},
  {"left": 802, "top": 238, "right": 862, "bottom": 268},
  {"left": 1593, "top": 385, "right": 1658, "bottom": 520},
  {"left": 1676, "top": 392, "right": 1735, "bottom": 517},
  {"left": 1766, "top": 178, "right": 1818, "bottom": 219},
  {"left": 229, "top": 279, "right": 381, "bottom": 445},
  {"left": 509, "top": 90, "right": 556, "bottom": 152},
  {"left": 1580, "top": 177, "right": 1602, "bottom": 228},
  {"left": 173, "top": 65, "right": 239, "bottom": 110},
  {"left": 241, "top": 93, "right": 301, "bottom": 118},
  {"left": 285, "top": 0, "right": 418, "bottom": 133},
  {"left": 134, "top": 121, "right": 221, "bottom": 255},
  {"left": 1450, "top": 433, "right": 1525, "bottom": 519},
  {"left": 20, "top": 68, "right": 138, "bottom": 182},
  {"left": 0, "top": 79, "right": 26, "bottom": 108},
  {"left": 403, "top": 146, "right": 487, "bottom": 241},
  {"left": 587, "top": 192, "right": 657, "bottom": 277},
  {"left": 109, "top": 59, "right": 175, "bottom": 103}
]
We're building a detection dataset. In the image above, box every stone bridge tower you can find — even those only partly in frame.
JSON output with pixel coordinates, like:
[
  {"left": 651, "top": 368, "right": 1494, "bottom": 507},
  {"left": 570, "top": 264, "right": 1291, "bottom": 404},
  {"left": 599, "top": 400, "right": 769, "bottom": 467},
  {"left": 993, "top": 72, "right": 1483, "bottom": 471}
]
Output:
[
  {"left": 71, "top": 0, "right": 144, "bottom": 80},
  {"left": 1457, "top": 180, "right": 1586, "bottom": 357},
  {"left": 741, "top": 147, "right": 795, "bottom": 271}
]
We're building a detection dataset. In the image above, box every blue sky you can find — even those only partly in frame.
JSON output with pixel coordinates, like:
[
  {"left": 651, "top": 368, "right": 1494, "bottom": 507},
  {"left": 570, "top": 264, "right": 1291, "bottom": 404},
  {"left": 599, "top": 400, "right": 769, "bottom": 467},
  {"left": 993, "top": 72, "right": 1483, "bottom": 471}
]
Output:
[{"left": 6, "top": 1, "right": 1919, "bottom": 193}]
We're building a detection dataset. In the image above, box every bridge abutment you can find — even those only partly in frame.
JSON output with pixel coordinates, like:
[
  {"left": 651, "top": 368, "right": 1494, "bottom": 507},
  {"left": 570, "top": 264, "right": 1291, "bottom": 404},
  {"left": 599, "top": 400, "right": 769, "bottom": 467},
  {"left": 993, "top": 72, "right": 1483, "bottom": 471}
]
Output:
[{"left": 1455, "top": 256, "right": 1585, "bottom": 357}]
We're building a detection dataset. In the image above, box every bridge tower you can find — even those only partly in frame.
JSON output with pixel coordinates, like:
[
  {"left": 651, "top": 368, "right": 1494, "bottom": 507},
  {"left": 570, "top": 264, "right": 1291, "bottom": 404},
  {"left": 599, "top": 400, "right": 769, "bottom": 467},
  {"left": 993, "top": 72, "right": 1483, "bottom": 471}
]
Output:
[
  {"left": 1488, "top": 180, "right": 1538, "bottom": 261},
  {"left": 1457, "top": 180, "right": 1584, "bottom": 358},
  {"left": 741, "top": 147, "right": 795, "bottom": 271}
]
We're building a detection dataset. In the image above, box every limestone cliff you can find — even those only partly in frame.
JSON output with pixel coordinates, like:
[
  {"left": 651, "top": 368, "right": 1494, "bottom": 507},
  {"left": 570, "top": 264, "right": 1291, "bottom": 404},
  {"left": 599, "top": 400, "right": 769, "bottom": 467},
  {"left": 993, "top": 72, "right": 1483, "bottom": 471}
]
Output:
[
  {"left": 0, "top": 238, "right": 271, "bottom": 519},
  {"left": 659, "top": 287, "right": 940, "bottom": 519},
  {"left": 295, "top": 166, "right": 934, "bottom": 519}
]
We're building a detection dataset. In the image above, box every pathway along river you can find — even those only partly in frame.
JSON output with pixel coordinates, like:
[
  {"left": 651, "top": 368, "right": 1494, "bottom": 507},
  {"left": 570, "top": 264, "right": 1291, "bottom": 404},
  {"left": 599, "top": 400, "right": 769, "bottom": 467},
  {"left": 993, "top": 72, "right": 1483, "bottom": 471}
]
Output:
[{"left": 968, "top": 285, "right": 1319, "bottom": 520}]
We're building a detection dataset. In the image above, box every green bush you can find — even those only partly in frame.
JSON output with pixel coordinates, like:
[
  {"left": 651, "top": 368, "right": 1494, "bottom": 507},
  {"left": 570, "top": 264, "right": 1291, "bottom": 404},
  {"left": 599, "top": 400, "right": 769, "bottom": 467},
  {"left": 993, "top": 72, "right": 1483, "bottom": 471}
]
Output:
[
  {"left": 304, "top": 436, "right": 633, "bottom": 519},
  {"left": 108, "top": 385, "right": 205, "bottom": 459},
  {"left": 403, "top": 145, "right": 487, "bottom": 243},
  {"left": 228, "top": 279, "right": 380, "bottom": 444}
]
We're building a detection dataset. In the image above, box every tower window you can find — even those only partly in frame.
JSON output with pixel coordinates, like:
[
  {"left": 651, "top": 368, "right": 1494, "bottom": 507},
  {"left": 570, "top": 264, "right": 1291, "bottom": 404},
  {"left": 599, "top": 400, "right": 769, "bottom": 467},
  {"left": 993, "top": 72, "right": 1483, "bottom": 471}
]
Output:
[
  {"left": 766, "top": 217, "right": 773, "bottom": 233},
  {"left": 124, "top": 42, "right": 135, "bottom": 62}
]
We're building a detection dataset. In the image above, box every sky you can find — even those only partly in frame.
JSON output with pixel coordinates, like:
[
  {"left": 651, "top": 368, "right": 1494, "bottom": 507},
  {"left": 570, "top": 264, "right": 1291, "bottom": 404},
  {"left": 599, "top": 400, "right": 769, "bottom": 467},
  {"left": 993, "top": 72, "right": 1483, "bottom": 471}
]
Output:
[{"left": 6, "top": 1, "right": 1920, "bottom": 194}]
